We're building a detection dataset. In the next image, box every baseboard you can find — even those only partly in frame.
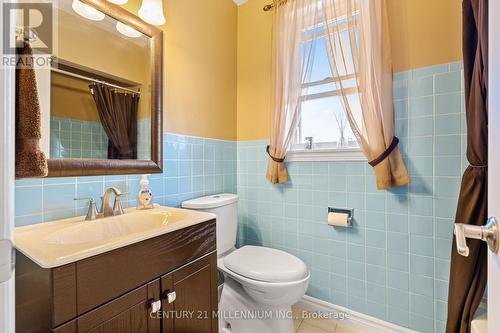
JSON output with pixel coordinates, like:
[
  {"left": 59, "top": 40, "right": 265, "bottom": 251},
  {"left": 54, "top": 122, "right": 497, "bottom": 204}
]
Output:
[{"left": 297, "top": 295, "right": 418, "bottom": 333}]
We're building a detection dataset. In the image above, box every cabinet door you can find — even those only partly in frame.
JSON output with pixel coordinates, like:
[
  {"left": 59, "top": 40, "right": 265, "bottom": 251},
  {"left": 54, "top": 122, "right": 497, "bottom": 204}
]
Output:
[
  {"left": 161, "top": 253, "right": 218, "bottom": 333},
  {"left": 77, "top": 279, "right": 161, "bottom": 333}
]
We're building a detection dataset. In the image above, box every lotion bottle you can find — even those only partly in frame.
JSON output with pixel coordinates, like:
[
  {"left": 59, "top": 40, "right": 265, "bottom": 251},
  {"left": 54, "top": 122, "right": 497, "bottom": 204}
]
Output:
[{"left": 137, "top": 174, "right": 154, "bottom": 210}]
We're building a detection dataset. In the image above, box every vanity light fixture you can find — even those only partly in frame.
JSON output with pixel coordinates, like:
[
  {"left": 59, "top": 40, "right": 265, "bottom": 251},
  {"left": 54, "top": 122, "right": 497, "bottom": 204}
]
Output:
[
  {"left": 72, "top": 0, "right": 105, "bottom": 21},
  {"left": 108, "top": 0, "right": 128, "bottom": 4},
  {"left": 116, "top": 21, "right": 142, "bottom": 38},
  {"left": 138, "top": 0, "right": 166, "bottom": 26}
]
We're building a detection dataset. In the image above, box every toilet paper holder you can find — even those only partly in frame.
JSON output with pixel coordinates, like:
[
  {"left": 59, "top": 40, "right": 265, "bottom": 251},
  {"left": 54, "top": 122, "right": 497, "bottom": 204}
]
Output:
[{"left": 328, "top": 207, "right": 354, "bottom": 227}]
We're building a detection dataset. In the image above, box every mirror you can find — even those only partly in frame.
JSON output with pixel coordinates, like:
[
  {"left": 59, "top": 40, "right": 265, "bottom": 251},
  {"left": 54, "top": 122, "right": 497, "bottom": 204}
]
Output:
[{"left": 44, "top": 0, "right": 162, "bottom": 177}]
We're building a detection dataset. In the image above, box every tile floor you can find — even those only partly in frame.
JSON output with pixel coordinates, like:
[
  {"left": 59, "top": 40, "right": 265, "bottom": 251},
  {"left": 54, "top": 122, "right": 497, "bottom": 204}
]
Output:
[{"left": 293, "top": 306, "right": 364, "bottom": 333}]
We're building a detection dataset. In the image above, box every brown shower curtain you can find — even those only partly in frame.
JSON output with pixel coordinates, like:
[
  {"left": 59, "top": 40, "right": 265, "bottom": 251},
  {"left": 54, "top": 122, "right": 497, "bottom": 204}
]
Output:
[
  {"left": 446, "top": 0, "right": 488, "bottom": 332},
  {"left": 89, "top": 83, "right": 139, "bottom": 159}
]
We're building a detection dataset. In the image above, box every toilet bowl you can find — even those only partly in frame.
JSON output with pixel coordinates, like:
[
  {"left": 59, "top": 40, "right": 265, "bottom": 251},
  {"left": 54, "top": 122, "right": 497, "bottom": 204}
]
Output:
[
  {"left": 182, "top": 194, "right": 310, "bottom": 333},
  {"left": 217, "top": 246, "right": 310, "bottom": 333},
  {"left": 219, "top": 246, "right": 310, "bottom": 306}
]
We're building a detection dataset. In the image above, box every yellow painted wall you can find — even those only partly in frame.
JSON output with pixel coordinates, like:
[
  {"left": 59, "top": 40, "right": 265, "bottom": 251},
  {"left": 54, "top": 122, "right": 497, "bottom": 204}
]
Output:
[
  {"left": 122, "top": 0, "right": 238, "bottom": 140},
  {"left": 387, "top": 0, "right": 462, "bottom": 72},
  {"left": 51, "top": 73, "right": 100, "bottom": 121},
  {"left": 236, "top": 0, "right": 273, "bottom": 141},
  {"left": 57, "top": 10, "right": 150, "bottom": 92},
  {"left": 236, "top": 0, "right": 463, "bottom": 141},
  {"left": 56, "top": 9, "right": 150, "bottom": 120}
]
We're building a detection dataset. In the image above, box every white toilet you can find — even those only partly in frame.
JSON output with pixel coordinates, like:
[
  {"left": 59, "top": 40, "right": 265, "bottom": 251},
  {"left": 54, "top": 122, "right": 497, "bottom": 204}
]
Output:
[{"left": 182, "top": 193, "right": 310, "bottom": 333}]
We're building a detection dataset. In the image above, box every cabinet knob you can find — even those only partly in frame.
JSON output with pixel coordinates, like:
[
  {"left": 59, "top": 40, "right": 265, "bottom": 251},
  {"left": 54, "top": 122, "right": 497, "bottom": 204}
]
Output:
[
  {"left": 149, "top": 299, "right": 162, "bottom": 314},
  {"left": 162, "top": 290, "right": 176, "bottom": 304}
]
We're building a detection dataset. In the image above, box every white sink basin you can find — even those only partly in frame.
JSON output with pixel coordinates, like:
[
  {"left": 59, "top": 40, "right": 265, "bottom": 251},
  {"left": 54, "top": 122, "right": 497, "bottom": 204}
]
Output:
[
  {"left": 45, "top": 209, "right": 189, "bottom": 245},
  {"left": 15, "top": 206, "right": 216, "bottom": 268}
]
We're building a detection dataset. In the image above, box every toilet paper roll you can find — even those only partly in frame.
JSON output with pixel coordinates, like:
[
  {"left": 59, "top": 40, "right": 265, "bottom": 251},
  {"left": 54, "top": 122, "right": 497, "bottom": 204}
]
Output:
[{"left": 328, "top": 212, "right": 350, "bottom": 227}]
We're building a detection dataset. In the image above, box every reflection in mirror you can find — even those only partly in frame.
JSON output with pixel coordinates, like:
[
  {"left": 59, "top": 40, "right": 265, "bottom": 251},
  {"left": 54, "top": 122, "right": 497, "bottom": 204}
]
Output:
[{"left": 49, "top": 1, "right": 152, "bottom": 161}]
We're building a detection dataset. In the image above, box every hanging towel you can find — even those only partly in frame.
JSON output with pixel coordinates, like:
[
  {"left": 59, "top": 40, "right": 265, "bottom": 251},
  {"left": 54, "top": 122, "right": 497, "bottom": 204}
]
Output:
[{"left": 15, "top": 44, "right": 48, "bottom": 178}]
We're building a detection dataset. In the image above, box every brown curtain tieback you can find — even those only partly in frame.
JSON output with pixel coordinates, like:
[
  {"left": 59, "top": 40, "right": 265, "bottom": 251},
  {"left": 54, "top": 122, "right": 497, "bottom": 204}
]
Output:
[
  {"left": 470, "top": 163, "right": 487, "bottom": 168},
  {"left": 368, "top": 136, "right": 400, "bottom": 167},
  {"left": 266, "top": 145, "right": 286, "bottom": 163}
]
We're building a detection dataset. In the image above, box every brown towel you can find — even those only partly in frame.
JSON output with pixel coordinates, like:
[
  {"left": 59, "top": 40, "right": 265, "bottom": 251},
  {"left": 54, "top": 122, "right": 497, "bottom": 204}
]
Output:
[{"left": 15, "top": 44, "right": 48, "bottom": 178}]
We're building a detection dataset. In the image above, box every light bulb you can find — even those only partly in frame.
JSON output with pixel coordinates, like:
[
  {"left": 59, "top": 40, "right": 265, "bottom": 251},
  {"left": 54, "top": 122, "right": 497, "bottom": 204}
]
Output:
[
  {"left": 108, "top": 0, "right": 128, "bottom": 4},
  {"left": 116, "top": 22, "right": 142, "bottom": 38},
  {"left": 138, "top": 0, "right": 165, "bottom": 26},
  {"left": 72, "top": 0, "right": 105, "bottom": 21}
]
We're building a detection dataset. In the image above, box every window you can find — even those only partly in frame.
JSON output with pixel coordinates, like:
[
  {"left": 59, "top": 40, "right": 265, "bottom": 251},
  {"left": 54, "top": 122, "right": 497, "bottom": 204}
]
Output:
[{"left": 288, "top": 13, "right": 365, "bottom": 162}]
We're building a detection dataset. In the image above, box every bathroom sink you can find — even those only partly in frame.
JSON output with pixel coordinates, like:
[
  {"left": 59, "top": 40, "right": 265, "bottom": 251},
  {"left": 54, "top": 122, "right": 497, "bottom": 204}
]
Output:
[
  {"left": 45, "top": 209, "right": 189, "bottom": 245},
  {"left": 14, "top": 206, "right": 216, "bottom": 268}
]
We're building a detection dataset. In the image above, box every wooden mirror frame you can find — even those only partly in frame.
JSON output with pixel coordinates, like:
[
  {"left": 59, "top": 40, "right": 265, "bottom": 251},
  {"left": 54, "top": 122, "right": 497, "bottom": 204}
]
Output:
[{"left": 47, "top": 0, "right": 163, "bottom": 177}]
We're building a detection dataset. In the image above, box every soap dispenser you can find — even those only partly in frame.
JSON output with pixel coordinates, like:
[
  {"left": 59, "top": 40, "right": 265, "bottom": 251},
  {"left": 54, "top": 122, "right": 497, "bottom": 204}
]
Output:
[{"left": 137, "top": 174, "right": 154, "bottom": 210}]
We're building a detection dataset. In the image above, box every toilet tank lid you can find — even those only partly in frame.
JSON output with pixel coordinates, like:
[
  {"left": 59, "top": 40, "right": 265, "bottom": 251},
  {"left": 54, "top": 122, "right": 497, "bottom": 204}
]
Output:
[{"left": 181, "top": 193, "right": 239, "bottom": 209}]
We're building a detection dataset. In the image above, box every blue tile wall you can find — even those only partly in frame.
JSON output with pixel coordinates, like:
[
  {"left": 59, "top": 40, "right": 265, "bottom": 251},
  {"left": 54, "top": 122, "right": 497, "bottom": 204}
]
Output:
[
  {"left": 137, "top": 118, "right": 151, "bottom": 160},
  {"left": 237, "top": 61, "right": 465, "bottom": 333},
  {"left": 15, "top": 133, "right": 237, "bottom": 226},
  {"left": 50, "top": 117, "right": 153, "bottom": 160},
  {"left": 50, "top": 116, "right": 108, "bottom": 159}
]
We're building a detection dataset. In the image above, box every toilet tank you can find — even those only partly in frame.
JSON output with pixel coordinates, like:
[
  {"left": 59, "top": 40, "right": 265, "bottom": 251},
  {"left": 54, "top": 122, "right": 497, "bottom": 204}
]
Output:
[{"left": 181, "top": 194, "right": 239, "bottom": 256}]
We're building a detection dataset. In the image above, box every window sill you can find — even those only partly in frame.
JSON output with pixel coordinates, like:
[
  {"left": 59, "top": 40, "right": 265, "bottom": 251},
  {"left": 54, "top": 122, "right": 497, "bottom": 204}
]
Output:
[{"left": 286, "top": 148, "right": 366, "bottom": 162}]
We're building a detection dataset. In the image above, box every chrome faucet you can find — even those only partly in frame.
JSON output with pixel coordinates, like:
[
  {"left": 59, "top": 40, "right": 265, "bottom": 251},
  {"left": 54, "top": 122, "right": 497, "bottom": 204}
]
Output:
[
  {"left": 74, "top": 187, "right": 127, "bottom": 221},
  {"left": 101, "top": 187, "right": 126, "bottom": 217}
]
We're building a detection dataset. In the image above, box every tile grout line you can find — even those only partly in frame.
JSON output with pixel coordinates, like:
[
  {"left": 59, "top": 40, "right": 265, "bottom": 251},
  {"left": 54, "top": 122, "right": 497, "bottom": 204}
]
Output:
[
  {"left": 432, "top": 67, "right": 439, "bottom": 333},
  {"left": 405, "top": 74, "right": 412, "bottom": 326}
]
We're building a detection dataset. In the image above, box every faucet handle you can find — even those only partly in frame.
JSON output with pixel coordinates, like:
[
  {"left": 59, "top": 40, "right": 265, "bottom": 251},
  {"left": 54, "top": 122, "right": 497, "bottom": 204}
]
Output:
[
  {"left": 113, "top": 192, "right": 128, "bottom": 216},
  {"left": 74, "top": 197, "right": 98, "bottom": 221}
]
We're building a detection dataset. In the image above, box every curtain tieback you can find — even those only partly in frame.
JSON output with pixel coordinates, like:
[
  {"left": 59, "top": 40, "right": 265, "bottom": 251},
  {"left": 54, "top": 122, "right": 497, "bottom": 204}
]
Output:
[
  {"left": 470, "top": 163, "right": 487, "bottom": 168},
  {"left": 368, "top": 137, "right": 400, "bottom": 167},
  {"left": 266, "top": 145, "right": 285, "bottom": 163}
]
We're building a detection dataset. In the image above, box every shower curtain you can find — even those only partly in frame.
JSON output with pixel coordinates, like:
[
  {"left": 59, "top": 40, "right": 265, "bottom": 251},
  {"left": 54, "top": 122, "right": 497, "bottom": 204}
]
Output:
[
  {"left": 90, "top": 83, "right": 139, "bottom": 160},
  {"left": 446, "top": 0, "right": 488, "bottom": 332}
]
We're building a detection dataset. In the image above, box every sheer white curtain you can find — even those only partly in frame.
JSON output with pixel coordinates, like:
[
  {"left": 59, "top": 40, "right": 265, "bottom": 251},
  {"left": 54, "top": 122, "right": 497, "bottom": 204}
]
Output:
[
  {"left": 267, "top": 0, "right": 410, "bottom": 189},
  {"left": 266, "top": 0, "right": 319, "bottom": 184},
  {"left": 321, "top": 0, "right": 409, "bottom": 189}
]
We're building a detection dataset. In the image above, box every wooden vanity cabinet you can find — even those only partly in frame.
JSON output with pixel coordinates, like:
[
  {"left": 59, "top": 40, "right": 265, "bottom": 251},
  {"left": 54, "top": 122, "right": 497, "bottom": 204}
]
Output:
[
  {"left": 161, "top": 254, "right": 218, "bottom": 333},
  {"left": 53, "top": 279, "right": 161, "bottom": 333},
  {"left": 16, "top": 219, "right": 218, "bottom": 333}
]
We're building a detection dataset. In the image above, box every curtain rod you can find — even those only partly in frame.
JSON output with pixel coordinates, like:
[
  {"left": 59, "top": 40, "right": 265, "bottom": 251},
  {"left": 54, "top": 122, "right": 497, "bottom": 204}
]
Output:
[
  {"left": 263, "top": 0, "right": 288, "bottom": 11},
  {"left": 51, "top": 67, "right": 141, "bottom": 95},
  {"left": 263, "top": 3, "right": 274, "bottom": 11}
]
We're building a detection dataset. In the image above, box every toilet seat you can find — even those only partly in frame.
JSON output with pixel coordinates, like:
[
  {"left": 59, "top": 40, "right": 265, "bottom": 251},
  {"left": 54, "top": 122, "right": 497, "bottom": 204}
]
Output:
[
  {"left": 218, "top": 252, "right": 310, "bottom": 307},
  {"left": 223, "top": 245, "right": 308, "bottom": 283}
]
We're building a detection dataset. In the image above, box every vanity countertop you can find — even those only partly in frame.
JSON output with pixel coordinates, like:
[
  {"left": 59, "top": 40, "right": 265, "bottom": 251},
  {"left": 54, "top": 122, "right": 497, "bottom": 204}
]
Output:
[{"left": 14, "top": 206, "right": 216, "bottom": 269}]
